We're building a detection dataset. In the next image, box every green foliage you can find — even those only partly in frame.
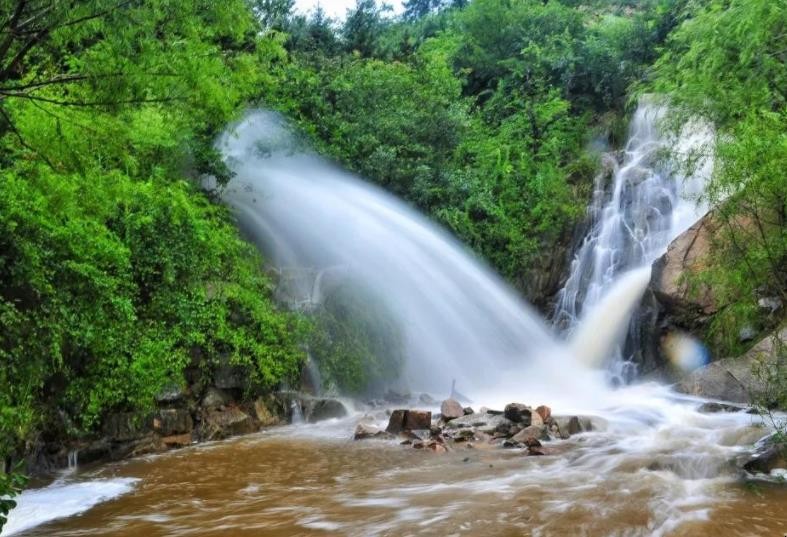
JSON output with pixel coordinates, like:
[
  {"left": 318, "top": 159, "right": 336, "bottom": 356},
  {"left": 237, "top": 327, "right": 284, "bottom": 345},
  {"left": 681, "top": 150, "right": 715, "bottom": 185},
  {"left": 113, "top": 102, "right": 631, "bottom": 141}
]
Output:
[
  {"left": 0, "top": 0, "right": 304, "bottom": 496},
  {"left": 650, "top": 0, "right": 786, "bottom": 355},
  {"left": 0, "top": 465, "right": 27, "bottom": 533},
  {"left": 310, "top": 284, "right": 404, "bottom": 395}
]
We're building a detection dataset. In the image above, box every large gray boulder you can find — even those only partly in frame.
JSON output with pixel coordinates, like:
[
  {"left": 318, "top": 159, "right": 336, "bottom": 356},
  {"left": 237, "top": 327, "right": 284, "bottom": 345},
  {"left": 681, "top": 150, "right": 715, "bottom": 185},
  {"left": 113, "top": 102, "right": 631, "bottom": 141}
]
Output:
[{"left": 676, "top": 325, "right": 786, "bottom": 405}]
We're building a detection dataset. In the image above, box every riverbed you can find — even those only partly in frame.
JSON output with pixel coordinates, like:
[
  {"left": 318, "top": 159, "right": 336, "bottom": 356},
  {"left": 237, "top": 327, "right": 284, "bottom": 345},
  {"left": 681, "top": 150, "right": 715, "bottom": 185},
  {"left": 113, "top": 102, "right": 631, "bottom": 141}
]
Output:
[{"left": 7, "top": 387, "right": 787, "bottom": 537}]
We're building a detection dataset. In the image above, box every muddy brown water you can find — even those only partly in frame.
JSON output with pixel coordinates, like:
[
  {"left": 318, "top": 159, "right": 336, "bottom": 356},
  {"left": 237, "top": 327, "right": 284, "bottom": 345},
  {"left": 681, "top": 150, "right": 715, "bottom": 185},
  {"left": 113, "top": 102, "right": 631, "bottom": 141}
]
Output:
[{"left": 13, "top": 420, "right": 787, "bottom": 537}]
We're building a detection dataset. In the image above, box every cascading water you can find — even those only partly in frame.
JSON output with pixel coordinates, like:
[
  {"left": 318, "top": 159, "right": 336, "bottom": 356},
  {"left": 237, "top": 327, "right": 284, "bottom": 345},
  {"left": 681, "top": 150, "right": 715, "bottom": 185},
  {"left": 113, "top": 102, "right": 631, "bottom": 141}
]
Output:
[
  {"left": 215, "top": 111, "right": 595, "bottom": 400},
  {"left": 554, "top": 103, "right": 714, "bottom": 378}
]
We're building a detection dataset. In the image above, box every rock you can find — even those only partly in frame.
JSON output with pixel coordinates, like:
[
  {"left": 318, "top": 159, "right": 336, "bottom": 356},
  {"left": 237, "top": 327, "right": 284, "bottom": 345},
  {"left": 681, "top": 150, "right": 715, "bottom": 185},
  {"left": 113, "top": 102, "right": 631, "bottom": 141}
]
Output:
[
  {"left": 676, "top": 325, "right": 786, "bottom": 405},
  {"left": 451, "top": 429, "right": 475, "bottom": 442},
  {"left": 742, "top": 435, "right": 787, "bottom": 475},
  {"left": 103, "top": 413, "right": 152, "bottom": 441},
  {"left": 551, "top": 416, "right": 593, "bottom": 439},
  {"left": 155, "top": 384, "right": 186, "bottom": 406},
  {"left": 440, "top": 398, "right": 465, "bottom": 421},
  {"left": 530, "top": 411, "right": 544, "bottom": 427},
  {"left": 758, "top": 296, "right": 783, "bottom": 314},
  {"left": 153, "top": 409, "right": 192, "bottom": 436},
  {"left": 697, "top": 402, "right": 747, "bottom": 414},
  {"left": 253, "top": 398, "right": 281, "bottom": 427},
  {"left": 446, "top": 412, "right": 512, "bottom": 434},
  {"left": 385, "top": 409, "right": 432, "bottom": 434},
  {"left": 162, "top": 433, "right": 192, "bottom": 448},
  {"left": 527, "top": 446, "right": 546, "bottom": 456},
  {"left": 213, "top": 356, "right": 248, "bottom": 390},
  {"left": 354, "top": 417, "right": 390, "bottom": 440},
  {"left": 503, "top": 403, "right": 532, "bottom": 425},
  {"left": 502, "top": 440, "right": 524, "bottom": 449},
  {"left": 385, "top": 409, "right": 407, "bottom": 434},
  {"left": 512, "top": 425, "right": 549, "bottom": 443},
  {"left": 202, "top": 387, "right": 230, "bottom": 409},
  {"left": 651, "top": 212, "right": 719, "bottom": 316},
  {"left": 739, "top": 325, "right": 757, "bottom": 342},
  {"left": 304, "top": 398, "right": 347, "bottom": 423},
  {"left": 463, "top": 407, "right": 474, "bottom": 415},
  {"left": 202, "top": 407, "right": 256, "bottom": 440},
  {"left": 535, "top": 405, "right": 551, "bottom": 422},
  {"left": 404, "top": 410, "right": 432, "bottom": 431},
  {"left": 428, "top": 442, "right": 448, "bottom": 454}
]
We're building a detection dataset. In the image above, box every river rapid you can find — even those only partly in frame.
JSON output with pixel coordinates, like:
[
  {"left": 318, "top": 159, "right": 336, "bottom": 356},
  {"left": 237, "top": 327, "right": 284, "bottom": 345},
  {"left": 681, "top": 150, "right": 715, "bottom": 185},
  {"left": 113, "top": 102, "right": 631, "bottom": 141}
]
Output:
[{"left": 7, "top": 384, "right": 787, "bottom": 537}]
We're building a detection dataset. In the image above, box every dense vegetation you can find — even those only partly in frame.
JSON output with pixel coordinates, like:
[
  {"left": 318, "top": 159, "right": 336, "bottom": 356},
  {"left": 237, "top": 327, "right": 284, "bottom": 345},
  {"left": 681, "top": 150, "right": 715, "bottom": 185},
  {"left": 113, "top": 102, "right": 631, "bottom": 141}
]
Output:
[
  {"left": 0, "top": 1, "right": 304, "bottom": 523},
  {"left": 649, "top": 0, "right": 786, "bottom": 357},
  {"left": 0, "top": 0, "right": 785, "bottom": 527}
]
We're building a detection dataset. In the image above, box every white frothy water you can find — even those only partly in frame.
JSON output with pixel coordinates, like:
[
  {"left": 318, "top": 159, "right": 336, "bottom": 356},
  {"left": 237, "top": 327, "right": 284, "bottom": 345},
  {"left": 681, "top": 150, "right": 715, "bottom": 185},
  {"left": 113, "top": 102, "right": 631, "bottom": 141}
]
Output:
[
  {"left": 554, "top": 103, "right": 713, "bottom": 371},
  {"left": 3, "top": 478, "right": 139, "bottom": 536},
  {"left": 217, "top": 111, "right": 574, "bottom": 396}
]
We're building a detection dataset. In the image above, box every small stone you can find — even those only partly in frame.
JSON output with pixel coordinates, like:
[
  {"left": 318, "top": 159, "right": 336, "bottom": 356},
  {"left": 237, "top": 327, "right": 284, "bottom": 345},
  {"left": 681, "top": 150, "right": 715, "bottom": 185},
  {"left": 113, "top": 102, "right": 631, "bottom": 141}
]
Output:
[
  {"left": 535, "top": 405, "right": 551, "bottom": 422},
  {"left": 503, "top": 403, "right": 532, "bottom": 425},
  {"left": 512, "top": 425, "right": 548, "bottom": 444},
  {"left": 440, "top": 398, "right": 464, "bottom": 421},
  {"left": 354, "top": 417, "right": 389, "bottom": 440}
]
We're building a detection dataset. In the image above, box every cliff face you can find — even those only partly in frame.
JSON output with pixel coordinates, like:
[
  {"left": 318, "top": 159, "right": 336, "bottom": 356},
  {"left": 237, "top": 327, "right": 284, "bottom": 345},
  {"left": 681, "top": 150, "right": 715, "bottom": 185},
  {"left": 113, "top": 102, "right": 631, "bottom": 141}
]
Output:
[{"left": 633, "top": 210, "right": 785, "bottom": 405}]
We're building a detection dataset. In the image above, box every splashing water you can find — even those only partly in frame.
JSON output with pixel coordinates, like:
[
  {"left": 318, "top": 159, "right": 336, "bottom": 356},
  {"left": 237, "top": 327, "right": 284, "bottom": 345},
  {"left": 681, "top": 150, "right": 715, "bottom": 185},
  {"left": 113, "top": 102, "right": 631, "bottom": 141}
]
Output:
[
  {"left": 217, "top": 111, "right": 571, "bottom": 397},
  {"left": 554, "top": 103, "right": 714, "bottom": 377},
  {"left": 11, "top": 106, "right": 777, "bottom": 537}
]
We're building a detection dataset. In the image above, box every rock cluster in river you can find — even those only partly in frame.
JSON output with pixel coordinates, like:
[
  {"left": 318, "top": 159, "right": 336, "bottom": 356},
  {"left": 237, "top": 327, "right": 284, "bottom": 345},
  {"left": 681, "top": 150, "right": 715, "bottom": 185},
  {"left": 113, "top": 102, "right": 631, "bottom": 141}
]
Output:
[{"left": 354, "top": 398, "right": 600, "bottom": 455}]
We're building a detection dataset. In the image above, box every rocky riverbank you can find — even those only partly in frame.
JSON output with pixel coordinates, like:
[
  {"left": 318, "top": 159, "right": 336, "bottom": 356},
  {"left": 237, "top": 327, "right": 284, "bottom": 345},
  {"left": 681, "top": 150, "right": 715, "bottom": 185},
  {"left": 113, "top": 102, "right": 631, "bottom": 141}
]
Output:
[{"left": 23, "top": 387, "right": 349, "bottom": 476}]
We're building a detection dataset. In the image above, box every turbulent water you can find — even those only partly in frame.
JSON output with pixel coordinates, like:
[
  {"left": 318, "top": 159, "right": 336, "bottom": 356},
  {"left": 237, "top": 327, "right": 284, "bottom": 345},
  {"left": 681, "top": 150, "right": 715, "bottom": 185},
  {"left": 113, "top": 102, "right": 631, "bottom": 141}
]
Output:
[
  {"left": 6, "top": 107, "right": 782, "bottom": 537},
  {"left": 215, "top": 110, "right": 590, "bottom": 398},
  {"left": 8, "top": 409, "right": 786, "bottom": 537},
  {"left": 555, "top": 104, "right": 713, "bottom": 377}
]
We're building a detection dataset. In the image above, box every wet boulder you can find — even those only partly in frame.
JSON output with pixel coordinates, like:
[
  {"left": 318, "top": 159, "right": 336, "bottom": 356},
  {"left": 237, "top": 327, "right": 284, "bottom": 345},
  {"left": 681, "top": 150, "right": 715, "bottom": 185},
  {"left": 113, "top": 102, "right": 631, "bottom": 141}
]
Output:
[
  {"left": 253, "top": 397, "right": 282, "bottom": 427},
  {"left": 440, "top": 398, "right": 465, "bottom": 421},
  {"left": 153, "top": 409, "right": 192, "bottom": 436},
  {"left": 385, "top": 409, "right": 432, "bottom": 434},
  {"left": 404, "top": 410, "right": 432, "bottom": 430},
  {"left": 304, "top": 398, "right": 348, "bottom": 423},
  {"left": 676, "top": 325, "right": 786, "bottom": 405},
  {"left": 202, "top": 387, "right": 230, "bottom": 410},
  {"left": 742, "top": 435, "right": 787, "bottom": 476},
  {"left": 512, "top": 425, "right": 549, "bottom": 444},
  {"left": 535, "top": 405, "right": 552, "bottom": 422},
  {"left": 504, "top": 403, "right": 532, "bottom": 425},
  {"left": 354, "top": 417, "right": 391, "bottom": 440},
  {"left": 202, "top": 407, "right": 256, "bottom": 440}
]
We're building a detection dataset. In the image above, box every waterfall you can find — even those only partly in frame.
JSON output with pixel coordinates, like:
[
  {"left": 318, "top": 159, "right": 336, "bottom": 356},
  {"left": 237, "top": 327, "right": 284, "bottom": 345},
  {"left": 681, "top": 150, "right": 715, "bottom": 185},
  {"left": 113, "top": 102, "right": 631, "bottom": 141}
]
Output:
[
  {"left": 216, "top": 111, "right": 564, "bottom": 398},
  {"left": 553, "top": 103, "right": 713, "bottom": 377},
  {"left": 213, "top": 108, "right": 699, "bottom": 405}
]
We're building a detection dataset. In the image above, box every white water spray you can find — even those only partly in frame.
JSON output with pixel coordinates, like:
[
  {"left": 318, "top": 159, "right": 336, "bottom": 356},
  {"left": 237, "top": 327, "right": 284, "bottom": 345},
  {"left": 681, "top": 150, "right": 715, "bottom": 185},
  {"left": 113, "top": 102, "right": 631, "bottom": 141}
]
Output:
[{"left": 217, "top": 111, "right": 579, "bottom": 396}]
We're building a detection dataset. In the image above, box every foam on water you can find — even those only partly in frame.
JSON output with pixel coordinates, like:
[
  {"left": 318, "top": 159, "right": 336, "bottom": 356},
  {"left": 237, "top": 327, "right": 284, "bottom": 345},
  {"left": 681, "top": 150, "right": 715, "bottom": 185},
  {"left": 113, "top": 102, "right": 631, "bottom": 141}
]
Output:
[{"left": 3, "top": 477, "right": 139, "bottom": 536}]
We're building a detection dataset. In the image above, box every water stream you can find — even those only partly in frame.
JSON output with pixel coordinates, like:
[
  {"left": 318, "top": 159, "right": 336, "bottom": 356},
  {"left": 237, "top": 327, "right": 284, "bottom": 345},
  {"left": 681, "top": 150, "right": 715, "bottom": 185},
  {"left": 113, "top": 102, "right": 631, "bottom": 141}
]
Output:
[{"left": 5, "top": 107, "right": 780, "bottom": 537}]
